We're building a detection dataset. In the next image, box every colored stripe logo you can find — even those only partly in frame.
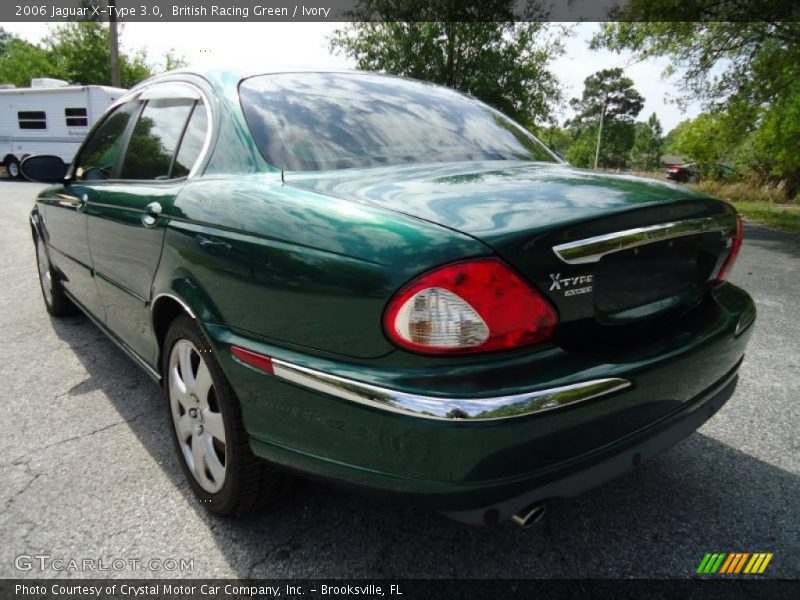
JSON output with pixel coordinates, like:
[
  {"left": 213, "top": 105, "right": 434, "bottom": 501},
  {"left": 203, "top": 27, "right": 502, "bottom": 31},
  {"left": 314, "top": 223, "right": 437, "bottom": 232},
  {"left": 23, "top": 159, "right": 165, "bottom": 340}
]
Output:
[{"left": 696, "top": 552, "right": 773, "bottom": 574}]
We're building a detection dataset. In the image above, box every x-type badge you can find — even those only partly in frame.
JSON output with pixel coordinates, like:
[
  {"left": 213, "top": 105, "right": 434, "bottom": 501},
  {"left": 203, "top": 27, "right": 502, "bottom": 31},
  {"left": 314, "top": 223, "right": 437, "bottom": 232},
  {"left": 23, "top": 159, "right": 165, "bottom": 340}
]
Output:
[{"left": 549, "top": 272, "right": 594, "bottom": 297}]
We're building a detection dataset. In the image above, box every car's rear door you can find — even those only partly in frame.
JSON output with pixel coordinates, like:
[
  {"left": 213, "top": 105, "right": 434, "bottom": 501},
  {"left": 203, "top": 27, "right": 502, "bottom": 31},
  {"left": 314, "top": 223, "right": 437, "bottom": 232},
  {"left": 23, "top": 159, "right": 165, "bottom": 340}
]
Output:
[
  {"left": 41, "top": 100, "right": 141, "bottom": 320},
  {"left": 82, "top": 83, "right": 210, "bottom": 364}
]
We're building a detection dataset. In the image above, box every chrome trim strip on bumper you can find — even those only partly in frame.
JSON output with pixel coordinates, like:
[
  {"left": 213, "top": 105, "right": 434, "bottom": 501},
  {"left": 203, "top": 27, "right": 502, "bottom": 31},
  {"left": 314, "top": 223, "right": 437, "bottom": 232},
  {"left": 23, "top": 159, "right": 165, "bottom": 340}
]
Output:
[
  {"left": 552, "top": 214, "right": 737, "bottom": 265},
  {"left": 270, "top": 358, "right": 631, "bottom": 421}
]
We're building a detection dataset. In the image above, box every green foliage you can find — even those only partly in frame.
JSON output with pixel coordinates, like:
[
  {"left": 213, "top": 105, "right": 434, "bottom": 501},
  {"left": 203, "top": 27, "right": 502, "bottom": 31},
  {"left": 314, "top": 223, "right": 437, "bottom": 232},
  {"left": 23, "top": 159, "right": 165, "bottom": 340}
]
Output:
[
  {"left": 329, "top": 2, "right": 566, "bottom": 127},
  {"left": 668, "top": 113, "right": 732, "bottom": 164},
  {"left": 630, "top": 114, "right": 664, "bottom": 170},
  {"left": 163, "top": 50, "right": 189, "bottom": 72},
  {"left": 566, "top": 68, "right": 643, "bottom": 169},
  {"left": 564, "top": 127, "right": 598, "bottom": 168},
  {"left": 566, "top": 122, "right": 636, "bottom": 169},
  {"left": 0, "top": 37, "right": 58, "bottom": 87},
  {"left": 593, "top": 18, "right": 800, "bottom": 196},
  {"left": 568, "top": 68, "right": 644, "bottom": 128},
  {"left": 538, "top": 126, "right": 573, "bottom": 157},
  {"left": 0, "top": 25, "right": 186, "bottom": 89},
  {"left": 745, "top": 84, "right": 800, "bottom": 189}
]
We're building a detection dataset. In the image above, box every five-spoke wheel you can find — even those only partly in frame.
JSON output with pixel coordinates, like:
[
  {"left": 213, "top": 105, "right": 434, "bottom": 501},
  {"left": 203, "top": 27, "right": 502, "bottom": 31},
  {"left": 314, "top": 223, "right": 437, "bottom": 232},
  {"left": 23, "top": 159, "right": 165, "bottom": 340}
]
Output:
[
  {"left": 169, "top": 339, "right": 227, "bottom": 493},
  {"left": 163, "top": 315, "right": 290, "bottom": 515}
]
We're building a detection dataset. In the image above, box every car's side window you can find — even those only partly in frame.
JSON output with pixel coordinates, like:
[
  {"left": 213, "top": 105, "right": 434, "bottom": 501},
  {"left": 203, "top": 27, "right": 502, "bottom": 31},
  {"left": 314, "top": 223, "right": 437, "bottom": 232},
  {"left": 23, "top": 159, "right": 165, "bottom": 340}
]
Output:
[
  {"left": 119, "top": 98, "right": 195, "bottom": 180},
  {"left": 171, "top": 102, "right": 209, "bottom": 178},
  {"left": 74, "top": 100, "right": 140, "bottom": 182}
]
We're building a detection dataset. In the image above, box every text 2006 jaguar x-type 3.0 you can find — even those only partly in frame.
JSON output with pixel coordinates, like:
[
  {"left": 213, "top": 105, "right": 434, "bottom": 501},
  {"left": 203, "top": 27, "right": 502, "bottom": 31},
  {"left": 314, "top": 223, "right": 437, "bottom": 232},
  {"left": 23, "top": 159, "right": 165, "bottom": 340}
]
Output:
[{"left": 26, "top": 70, "right": 755, "bottom": 526}]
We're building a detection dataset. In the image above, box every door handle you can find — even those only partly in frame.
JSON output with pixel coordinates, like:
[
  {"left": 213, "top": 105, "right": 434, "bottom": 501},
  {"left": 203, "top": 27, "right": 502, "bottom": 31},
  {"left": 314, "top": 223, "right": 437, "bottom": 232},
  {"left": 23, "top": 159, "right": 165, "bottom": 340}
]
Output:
[
  {"left": 196, "top": 235, "right": 231, "bottom": 250},
  {"left": 142, "top": 202, "right": 162, "bottom": 227}
]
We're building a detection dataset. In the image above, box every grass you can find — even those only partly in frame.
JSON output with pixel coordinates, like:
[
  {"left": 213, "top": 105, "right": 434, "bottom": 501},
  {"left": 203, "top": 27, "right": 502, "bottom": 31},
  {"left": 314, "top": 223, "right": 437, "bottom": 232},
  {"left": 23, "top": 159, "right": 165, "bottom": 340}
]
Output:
[
  {"left": 618, "top": 171, "right": 800, "bottom": 234},
  {"left": 691, "top": 180, "right": 800, "bottom": 233},
  {"left": 719, "top": 200, "right": 800, "bottom": 233}
]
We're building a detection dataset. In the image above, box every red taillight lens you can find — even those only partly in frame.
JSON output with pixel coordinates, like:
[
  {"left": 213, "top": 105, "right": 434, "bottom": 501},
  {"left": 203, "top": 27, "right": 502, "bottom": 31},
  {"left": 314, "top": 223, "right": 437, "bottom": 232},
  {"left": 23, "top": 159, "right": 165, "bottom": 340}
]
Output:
[
  {"left": 716, "top": 216, "right": 744, "bottom": 282},
  {"left": 383, "top": 258, "right": 558, "bottom": 355}
]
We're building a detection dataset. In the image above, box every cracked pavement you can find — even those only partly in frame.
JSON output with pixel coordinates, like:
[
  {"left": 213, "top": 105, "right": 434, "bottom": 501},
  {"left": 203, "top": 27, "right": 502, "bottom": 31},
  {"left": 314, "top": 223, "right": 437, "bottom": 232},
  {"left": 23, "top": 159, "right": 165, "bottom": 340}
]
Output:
[{"left": 1, "top": 181, "right": 798, "bottom": 579}]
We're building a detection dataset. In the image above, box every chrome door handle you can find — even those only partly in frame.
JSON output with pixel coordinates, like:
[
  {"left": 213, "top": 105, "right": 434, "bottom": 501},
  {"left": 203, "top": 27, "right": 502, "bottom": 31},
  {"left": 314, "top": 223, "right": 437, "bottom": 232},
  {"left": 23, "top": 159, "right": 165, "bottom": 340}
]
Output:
[
  {"left": 142, "top": 202, "right": 162, "bottom": 227},
  {"left": 196, "top": 235, "right": 231, "bottom": 250}
]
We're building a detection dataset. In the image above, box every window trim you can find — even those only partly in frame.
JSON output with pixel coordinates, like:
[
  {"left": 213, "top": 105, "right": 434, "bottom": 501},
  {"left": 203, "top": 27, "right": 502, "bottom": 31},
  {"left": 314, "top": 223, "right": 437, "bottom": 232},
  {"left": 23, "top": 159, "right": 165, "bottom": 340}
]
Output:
[
  {"left": 69, "top": 80, "right": 214, "bottom": 185},
  {"left": 168, "top": 100, "right": 199, "bottom": 178},
  {"left": 71, "top": 98, "right": 143, "bottom": 183}
]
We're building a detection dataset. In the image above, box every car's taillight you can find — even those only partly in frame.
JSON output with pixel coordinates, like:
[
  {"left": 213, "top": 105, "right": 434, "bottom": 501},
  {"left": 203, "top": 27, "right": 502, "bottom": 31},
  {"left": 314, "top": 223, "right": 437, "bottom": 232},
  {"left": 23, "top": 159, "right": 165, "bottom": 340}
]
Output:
[
  {"left": 716, "top": 215, "right": 744, "bottom": 282},
  {"left": 383, "top": 258, "right": 558, "bottom": 354}
]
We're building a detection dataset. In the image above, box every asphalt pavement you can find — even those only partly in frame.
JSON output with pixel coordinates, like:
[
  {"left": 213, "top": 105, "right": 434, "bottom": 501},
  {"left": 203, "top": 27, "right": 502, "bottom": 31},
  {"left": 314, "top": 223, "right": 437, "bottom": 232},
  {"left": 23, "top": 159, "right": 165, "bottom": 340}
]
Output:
[{"left": 1, "top": 180, "right": 797, "bottom": 579}]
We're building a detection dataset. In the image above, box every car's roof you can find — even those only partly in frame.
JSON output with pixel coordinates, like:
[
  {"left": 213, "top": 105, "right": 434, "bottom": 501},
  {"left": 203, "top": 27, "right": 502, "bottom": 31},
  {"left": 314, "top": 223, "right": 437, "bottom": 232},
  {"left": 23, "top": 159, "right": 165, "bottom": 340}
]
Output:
[{"left": 165, "top": 66, "right": 365, "bottom": 81}]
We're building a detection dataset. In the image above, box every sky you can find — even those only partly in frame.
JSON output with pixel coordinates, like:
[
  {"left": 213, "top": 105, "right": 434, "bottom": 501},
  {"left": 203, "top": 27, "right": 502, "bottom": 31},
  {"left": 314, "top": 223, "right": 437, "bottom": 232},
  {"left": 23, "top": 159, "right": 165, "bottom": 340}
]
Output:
[{"left": 2, "top": 21, "right": 701, "bottom": 132}]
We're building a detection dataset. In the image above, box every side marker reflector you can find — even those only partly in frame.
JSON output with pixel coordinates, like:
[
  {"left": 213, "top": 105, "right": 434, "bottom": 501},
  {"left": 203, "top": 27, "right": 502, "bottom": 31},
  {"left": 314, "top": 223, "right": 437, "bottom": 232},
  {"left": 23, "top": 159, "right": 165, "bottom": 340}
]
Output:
[{"left": 231, "top": 345, "right": 274, "bottom": 375}]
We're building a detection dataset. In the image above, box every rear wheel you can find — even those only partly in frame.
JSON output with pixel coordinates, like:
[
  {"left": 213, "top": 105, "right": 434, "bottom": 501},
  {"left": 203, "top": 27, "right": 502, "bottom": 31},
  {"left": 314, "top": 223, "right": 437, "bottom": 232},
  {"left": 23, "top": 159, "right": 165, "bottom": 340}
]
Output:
[
  {"left": 5, "top": 156, "right": 20, "bottom": 179},
  {"left": 162, "top": 315, "right": 291, "bottom": 515},
  {"left": 34, "top": 235, "right": 77, "bottom": 316}
]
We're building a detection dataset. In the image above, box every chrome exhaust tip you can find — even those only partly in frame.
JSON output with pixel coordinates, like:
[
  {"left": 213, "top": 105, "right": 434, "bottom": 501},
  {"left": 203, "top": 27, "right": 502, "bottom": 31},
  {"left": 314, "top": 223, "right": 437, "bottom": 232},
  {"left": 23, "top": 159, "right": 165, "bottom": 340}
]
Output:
[{"left": 511, "top": 502, "right": 547, "bottom": 529}]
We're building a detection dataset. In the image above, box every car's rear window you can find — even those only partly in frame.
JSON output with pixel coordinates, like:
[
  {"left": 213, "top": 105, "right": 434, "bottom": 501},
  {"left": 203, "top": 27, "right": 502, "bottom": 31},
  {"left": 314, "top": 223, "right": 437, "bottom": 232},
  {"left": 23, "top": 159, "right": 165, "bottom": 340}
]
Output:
[{"left": 239, "top": 72, "right": 558, "bottom": 171}]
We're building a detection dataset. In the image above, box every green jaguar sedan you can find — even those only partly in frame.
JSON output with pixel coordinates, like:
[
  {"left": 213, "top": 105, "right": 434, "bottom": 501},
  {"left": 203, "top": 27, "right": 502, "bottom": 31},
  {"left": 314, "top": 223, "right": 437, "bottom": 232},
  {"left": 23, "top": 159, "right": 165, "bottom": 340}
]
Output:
[{"left": 24, "top": 69, "right": 755, "bottom": 527}]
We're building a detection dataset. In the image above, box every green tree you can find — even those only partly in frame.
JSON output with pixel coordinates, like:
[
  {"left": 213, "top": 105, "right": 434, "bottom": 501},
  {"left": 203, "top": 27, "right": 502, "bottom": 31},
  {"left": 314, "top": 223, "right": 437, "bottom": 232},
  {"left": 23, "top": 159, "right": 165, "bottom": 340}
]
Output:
[
  {"left": 630, "top": 113, "right": 664, "bottom": 170},
  {"left": 566, "top": 68, "right": 644, "bottom": 168},
  {"left": 538, "top": 126, "right": 573, "bottom": 158},
  {"left": 46, "top": 22, "right": 154, "bottom": 87},
  {"left": 0, "top": 24, "right": 186, "bottom": 89},
  {"left": 163, "top": 50, "right": 189, "bottom": 72},
  {"left": 329, "top": 1, "right": 566, "bottom": 127},
  {"left": 0, "top": 30, "right": 57, "bottom": 87},
  {"left": 564, "top": 127, "right": 600, "bottom": 168},
  {"left": 592, "top": 17, "right": 800, "bottom": 195},
  {"left": 667, "top": 113, "right": 731, "bottom": 164}
]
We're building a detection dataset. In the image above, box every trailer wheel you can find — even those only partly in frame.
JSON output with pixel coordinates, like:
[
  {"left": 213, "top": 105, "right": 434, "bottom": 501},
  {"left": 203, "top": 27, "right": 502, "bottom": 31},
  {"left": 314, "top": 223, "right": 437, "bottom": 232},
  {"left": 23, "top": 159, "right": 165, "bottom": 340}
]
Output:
[{"left": 4, "top": 156, "right": 21, "bottom": 180}]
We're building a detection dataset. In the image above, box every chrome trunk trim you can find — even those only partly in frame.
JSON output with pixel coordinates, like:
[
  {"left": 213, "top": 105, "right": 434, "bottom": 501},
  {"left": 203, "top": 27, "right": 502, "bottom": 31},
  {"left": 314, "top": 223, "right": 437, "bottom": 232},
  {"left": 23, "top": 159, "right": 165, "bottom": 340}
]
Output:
[
  {"left": 553, "top": 214, "right": 737, "bottom": 265},
  {"left": 269, "top": 358, "right": 631, "bottom": 421}
]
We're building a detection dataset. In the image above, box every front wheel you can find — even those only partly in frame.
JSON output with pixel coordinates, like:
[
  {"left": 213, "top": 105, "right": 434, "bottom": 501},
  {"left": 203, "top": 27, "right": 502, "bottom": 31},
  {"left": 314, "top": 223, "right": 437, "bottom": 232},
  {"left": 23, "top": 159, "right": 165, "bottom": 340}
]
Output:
[
  {"left": 34, "top": 235, "right": 77, "bottom": 316},
  {"left": 162, "top": 315, "right": 291, "bottom": 515}
]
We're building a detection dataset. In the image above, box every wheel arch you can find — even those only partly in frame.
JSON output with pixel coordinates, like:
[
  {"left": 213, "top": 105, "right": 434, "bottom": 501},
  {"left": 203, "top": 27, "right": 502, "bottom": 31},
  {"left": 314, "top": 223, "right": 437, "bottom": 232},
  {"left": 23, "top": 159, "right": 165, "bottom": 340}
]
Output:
[
  {"left": 30, "top": 208, "right": 44, "bottom": 241},
  {"left": 151, "top": 293, "right": 197, "bottom": 374}
]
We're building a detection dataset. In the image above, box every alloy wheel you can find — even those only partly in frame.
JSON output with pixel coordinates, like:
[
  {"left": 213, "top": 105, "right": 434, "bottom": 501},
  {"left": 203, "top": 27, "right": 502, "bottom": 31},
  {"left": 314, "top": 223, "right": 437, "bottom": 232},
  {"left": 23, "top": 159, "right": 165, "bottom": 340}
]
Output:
[
  {"left": 168, "top": 339, "right": 227, "bottom": 493},
  {"left": 36, "top": 237, "right": 53, "bottom": 305}
]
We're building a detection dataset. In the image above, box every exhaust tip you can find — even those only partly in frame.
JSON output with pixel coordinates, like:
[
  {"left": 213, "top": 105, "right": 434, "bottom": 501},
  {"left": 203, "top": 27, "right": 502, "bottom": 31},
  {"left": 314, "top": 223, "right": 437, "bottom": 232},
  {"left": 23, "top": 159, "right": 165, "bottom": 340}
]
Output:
[{"left": 511, "top": 502, "right": 547, "bottom": 529}]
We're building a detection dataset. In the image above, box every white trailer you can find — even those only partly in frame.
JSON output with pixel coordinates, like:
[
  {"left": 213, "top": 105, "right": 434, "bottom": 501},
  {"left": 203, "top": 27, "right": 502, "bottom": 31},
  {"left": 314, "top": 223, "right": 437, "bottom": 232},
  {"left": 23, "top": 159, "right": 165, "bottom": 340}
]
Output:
[{"left": 0, "top": 78, "right": 126, "bottom": 178}]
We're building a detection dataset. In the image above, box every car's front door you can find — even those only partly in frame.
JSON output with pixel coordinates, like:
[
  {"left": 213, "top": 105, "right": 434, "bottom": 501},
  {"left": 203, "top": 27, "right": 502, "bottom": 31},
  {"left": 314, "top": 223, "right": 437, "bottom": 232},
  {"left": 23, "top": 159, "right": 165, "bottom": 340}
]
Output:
[
  {"left": 41, "top": 100, "right": 141, "bottom": 320},
  {"left": 80, "top": 84, "right": 209, "bottom": 364}
]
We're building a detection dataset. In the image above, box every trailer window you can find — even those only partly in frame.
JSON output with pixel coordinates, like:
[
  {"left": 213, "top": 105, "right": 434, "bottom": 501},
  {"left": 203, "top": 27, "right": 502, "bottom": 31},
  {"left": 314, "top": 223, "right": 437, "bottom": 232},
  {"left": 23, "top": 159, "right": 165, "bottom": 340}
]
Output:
[
  {"left": 65, "top": 108, "right": 88, "bottom": 127},
  {"left": 18, "top": 111, "right": 46, "bottom": 129}
]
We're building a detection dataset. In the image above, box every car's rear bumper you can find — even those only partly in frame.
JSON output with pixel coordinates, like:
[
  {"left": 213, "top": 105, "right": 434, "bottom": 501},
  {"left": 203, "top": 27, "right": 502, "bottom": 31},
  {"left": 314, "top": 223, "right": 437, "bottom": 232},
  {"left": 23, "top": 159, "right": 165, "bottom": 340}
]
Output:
[
  {"left": 207, "top": 282, "right": 755, "bottom": 521},
  {"left": 443, "top": 366, "right": 739, "bottom": 524}
]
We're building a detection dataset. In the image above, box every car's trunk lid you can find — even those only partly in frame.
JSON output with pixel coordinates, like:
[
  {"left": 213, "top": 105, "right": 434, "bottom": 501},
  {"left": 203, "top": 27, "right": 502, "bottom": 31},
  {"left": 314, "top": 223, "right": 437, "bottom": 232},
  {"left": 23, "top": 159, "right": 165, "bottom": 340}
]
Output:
[{"left": 286, "top": 162, "right": 738, "bottom": 345}]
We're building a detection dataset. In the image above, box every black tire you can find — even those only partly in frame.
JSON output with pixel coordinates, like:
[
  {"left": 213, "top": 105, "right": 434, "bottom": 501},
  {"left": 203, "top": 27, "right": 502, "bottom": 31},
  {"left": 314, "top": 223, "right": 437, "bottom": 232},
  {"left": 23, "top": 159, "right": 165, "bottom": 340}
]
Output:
[
  {"left": 34, "top": 233, "right": 77, "bottom": 317},
  {"left": 162, "top": 314, "right": 291, "bottom": 515},
  {"left": 5, "top": 156, "right": 21, "bottom": 180}
]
